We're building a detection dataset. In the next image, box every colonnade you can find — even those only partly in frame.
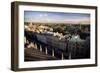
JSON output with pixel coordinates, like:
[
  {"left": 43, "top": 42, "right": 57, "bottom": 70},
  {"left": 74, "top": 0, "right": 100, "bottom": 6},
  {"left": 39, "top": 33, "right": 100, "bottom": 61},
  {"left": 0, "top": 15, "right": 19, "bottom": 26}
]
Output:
[{"left": 32, "top": 41, "right": 65, "bottom": 60}]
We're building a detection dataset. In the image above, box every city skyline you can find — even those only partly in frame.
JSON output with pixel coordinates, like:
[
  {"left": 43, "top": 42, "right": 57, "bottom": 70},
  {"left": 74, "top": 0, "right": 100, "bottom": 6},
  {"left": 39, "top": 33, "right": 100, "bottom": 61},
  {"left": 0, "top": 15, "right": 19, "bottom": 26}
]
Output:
[{"left": 24, "top": 11, "right": 90, "bottom": 24}]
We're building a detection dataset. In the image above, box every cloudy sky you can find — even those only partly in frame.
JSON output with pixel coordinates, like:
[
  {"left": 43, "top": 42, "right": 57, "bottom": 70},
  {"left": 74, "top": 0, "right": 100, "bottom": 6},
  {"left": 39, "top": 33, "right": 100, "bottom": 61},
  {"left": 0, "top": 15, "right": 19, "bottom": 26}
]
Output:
[{"left": 24, "top": 11, "right": 90, "bottom": 24}]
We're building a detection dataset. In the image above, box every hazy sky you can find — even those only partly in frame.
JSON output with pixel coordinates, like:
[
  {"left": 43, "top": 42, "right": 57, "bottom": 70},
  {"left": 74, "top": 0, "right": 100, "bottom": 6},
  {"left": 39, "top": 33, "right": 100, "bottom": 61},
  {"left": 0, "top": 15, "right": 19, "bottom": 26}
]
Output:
[{"left": 24, "top": 11, "right": 90, "bottom": 24}]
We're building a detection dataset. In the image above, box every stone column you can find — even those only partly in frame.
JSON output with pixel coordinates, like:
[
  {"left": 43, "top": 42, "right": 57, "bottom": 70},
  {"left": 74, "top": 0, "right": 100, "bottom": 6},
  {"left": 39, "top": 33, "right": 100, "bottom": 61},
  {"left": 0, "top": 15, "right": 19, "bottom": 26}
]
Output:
[
  {"left": 52, "top": 49, "right": 54, "bottom": 57},
  {"left": 34, "top": 43, "right": 37, "bottom": 49},
  {"left": 45, "top": 47, "right": 48, "bottom": 54},
  {"left": 40, "top": 45, "right": 42, "bottom": 52},
  {"left": 61, "top": 53, "right": 64, "bottom": 60}
]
